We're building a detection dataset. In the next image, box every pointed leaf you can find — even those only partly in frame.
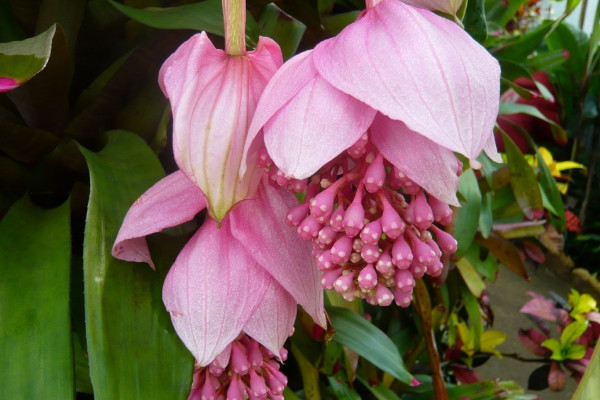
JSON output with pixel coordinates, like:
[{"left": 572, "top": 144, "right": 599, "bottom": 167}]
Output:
[
  {"left": 476, "top": 233, "right": 529, "bottom": 280},
  {"left": 501, "top": 132, "right": 544, "bottom": 219},
  {"left": 80, "top": 130, "right": 193, "bottom": 399},
  {"left": 0, "top": 196, "right": 73, "bottom": 399},
  {"left": 454, "top": 169, "right": 481, "bottom": 257},
  {"left": 560, "top": 320, "right": 589, "bottom": 347},
  {"left": 327, "top": 306, "right": 414, "bottom": 385},
  {"left": 0, "top": 24, "right": 55, "bottom": 89}
]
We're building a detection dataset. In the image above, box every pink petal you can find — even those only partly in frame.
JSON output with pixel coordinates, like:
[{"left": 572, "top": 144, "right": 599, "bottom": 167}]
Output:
[
  {"left": 112, "top": 170, "right": 206, "bottom": 268},
  {"left": 162, "top": 218, "right": 271, "bottom": 366},
  {"left": 483, "top": 133, "right": 503, "bottom": 163},
  {"left": 313, "top": 0, "right": 500, "bottom": 161},
  {"left": 0, "top": 77, "right": 20, "bottom": 92},
  {"left": 230, "top": 180, "right": 326, "bottom": 327},
  {"left": 243, "top": 280, "right": 297, "bottom": 358},
  {"left": 159, "top": 32, "right": 282, "bottom": 221},
  {"left": 370, "top": 114, "right": 460, "bottom": 206},
  {"left": 245, "top": 50, "right": 376, "bottom": 179}
]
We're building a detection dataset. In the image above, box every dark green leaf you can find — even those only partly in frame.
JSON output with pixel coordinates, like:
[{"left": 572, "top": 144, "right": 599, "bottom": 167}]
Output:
[
  {"left": 108, "top": 0, "right": 259, "bottom": 48},
  {"left": 464, "top": 0, "right": 487, "bottom": 42},
  {"left": 535, "top": 146, "right": 566, "bottom": 230},
  {"left": 291, "top": 343, "right": 322, "bottom": 400},
  {"left": 0, "top": 24, "right": 55, "bottom": 84},
  {"left": 0, "top": 119, "right": 59, "bottom": 163},
  {"left": 546, "top": 23, "right": 586, "bottom": 79},
  {"left": 0, "top": 196, "right": 73, "bottom": 399},
  {"left": 454, "top": 169, "right": 482, "bottom": 258},
  {"left": 321, "top": 11, "right": 359, "bottom": 36},
  {"left": 0, "top": 0, "right": 26, "bottom": 41},
  {"left": 327, "top": 306, "right": 414, "bottom": 385},
  {"left": 328, "top": 373, "right": 361, "bottom": 400},
  {"left": 493, "top": 21, "right": 553, "bottom": 62},
  {"left": 80, "top": 130, "right": 192, "bottom": 399},
  {"left": 258, "top": 3, "right": 306, "bottom": 60},
  {"left": 479, "top": 191, "right": 493, "bottom": 238},
  {"left": 496, "top": 0, "right": 528, "bottom": 28},
  {"left": 357, "top": 374, "right": 402, "bottom": 400},
  {"left": 501, "top": 132, "right": 544, "bottom": 219}
]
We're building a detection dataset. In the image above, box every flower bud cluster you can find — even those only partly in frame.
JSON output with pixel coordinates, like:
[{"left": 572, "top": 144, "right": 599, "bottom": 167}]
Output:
[
  {"left": 261, "top": 133, "right": 459, "bottom": 307},
  {"left": 189, "top": 335, "right": 288, "bottom": 400}
]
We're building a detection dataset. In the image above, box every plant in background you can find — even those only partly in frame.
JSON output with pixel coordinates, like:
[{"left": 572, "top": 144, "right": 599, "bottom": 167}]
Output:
[{"left": 518, "top": 290, "right": 600, "bottom": 391}]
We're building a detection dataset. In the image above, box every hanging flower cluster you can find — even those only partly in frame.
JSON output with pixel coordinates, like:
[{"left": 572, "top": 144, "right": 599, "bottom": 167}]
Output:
[{"left": 244, "top": 0, "right": 502, "bottom": 307}]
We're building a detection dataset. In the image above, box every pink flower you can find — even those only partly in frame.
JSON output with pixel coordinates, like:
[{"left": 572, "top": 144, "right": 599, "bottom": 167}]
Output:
[
  {"left": 0, "top": 77, "right": 20, "bottom": 92},
  {"left": 159, "top": 32, "right": 282, "bottom": 222},
  {"left": 112, "top": 31, "right": 325, "bottom": 396},
  {"left": 113, "top": 171, "right": 325, "bottom": 366},
  {"left": 242, "top": 0, "right": 500, "bottom": 307}
]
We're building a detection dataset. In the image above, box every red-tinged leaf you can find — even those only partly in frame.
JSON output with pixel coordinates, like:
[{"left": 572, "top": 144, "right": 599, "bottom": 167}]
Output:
[
  {"left": 451, "top": 364, "right": 481, "bottom": 384},
  {"left": 518, "top": 329, "right": 551, "bottom": 356},
  {"left": 548, "top": 361, "right": 567, "bottom": 391},
  {"left": 566, "top": 210, "right": 582, "bottom": 233},
  {"left": 476, "top": 232, "right": 529, "bottom": 280},
  {"left": 7, "top": 25, "right": 69, "bottom": 134},
  {"left": 520, "top": 292, "right": 557, "bottom": 321},
  {"left": 522, "top": 240, "right": 546, "bottom": 264}
]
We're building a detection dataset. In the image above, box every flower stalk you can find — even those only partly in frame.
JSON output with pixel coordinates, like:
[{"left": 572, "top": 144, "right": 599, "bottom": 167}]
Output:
[{"left": 223, "top": 0, "right": 246, "bottom": 56}]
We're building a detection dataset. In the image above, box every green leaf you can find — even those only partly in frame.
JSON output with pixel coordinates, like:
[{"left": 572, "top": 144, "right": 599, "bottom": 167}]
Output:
[
  {"left": 291, "top": 343, "right": 322, "bottom": 400},
  {"left": 357, "top": 374, "right": 402, "bottom": 400},
  {"left": 499, "top": 102, "right": 565, "bottom": 131},
  {"left": 109, "top": 0, "right": 259, "bottom": 48},
  {"left": 328, "top": 373, "right": 361, "bottom": 400},
  {"left": 80, "top": 130, "right": 193, "bottom": 399},
  {"left": 0, "top": 196, "right": 73, "bottom": 399},
  {"left": 542, "top": 338, "right": 564, "bottom": 361},
  {"left": 572, "top": 339, "right": 600, "bottom": 399},
  {"left": 493, "top": 20, "right": 553, "bottom": 61},
  {"left": 560, "top": 320, "right": 589, "bottom": 347},
  {"left": 258, "top": 3, "right": 305, "bottom": 60},
  {"left": 462, "top": 285, "right": 483, "bottom": 351},
  {"left": 0, "top": 24, "right": 55, "bottom": 85},
  {"left": 496, "top": 0, "right": 528, "bottom": 28},
  {"left": 464, "top": 0, "right": 488, "bottom": 42},
  {"left": 327, "top": 306, "right": 414, "bottom": 385},
  {"left": 454, "top": 169, "right": 482, "bottom": 258},
  {"left": 479, "top": 191, "right": 493, "bottom": 238},
  {"left": 321, "top": 11, "right": 360, "bottom": 36},
  {"left": 546, "top": 23, "right": 586, "bottom": 79},
  {"left": 456, "top": 257, "right": 486, "bottom": 298},
  {"left": 0, "top": 0, "right": 26, "bottom": 42},
  {"left": 465, "top": 244, "right": 498, "bottom": 282},
  {"left": 535, "top": 146, "right": 566, "bottom": 230},
  {"left": 501, "top": 132, "right": 544, "bottom": 219},
  {"left": 563, "top": 344, "right": 587, "bottom": 360}
]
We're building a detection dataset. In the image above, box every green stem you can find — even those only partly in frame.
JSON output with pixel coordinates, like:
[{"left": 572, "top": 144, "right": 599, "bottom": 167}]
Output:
[{"left": 222, "top": 0, "right": 246, "bottom": 56}]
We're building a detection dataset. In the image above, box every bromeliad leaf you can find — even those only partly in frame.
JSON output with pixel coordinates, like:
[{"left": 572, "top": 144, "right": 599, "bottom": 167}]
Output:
[{"left": 0, "top": 24, "right": 55, "bottom": 91}]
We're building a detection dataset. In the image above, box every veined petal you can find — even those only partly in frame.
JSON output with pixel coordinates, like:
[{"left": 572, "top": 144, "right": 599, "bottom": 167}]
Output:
[
  {"left": 243, "top": 280, "right": 297, "bottom": 358},
  {"left": 243, "top": 51, "right": 315, "bottom": 177},
  {"left": 230, "top": 180, "right": 326, "bottom": 327},
  {"left": 263, "top": 70, "right": 376, "bottom": 178},
  {"left": 483, "top": 134, "right": 502, "bottom": 163},
  {"left": 162, "top": 217, "right": 270, "bottom": 366},
  {"left": 370, "top": 114, "right": 460, "bottom": 206},
  {"left": 313, "top": 0, "right": 500, "bottom": 161},
  {"left": 112, "top": 170, "right": 206, "bottom": 268},
  {"left": 159, "top": 33, "right": 282, "bottom": 221}
]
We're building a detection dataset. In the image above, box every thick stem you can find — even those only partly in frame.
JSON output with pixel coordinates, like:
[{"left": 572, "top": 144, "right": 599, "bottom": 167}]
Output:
[{"left": 222, "top": 0, "right": 246, "bottom": 56}]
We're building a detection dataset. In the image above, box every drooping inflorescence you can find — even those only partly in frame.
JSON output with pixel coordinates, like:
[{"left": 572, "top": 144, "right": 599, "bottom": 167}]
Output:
[
  {"left": 260, "top": 133, "right": 460, "bottom": 307},
  {"left": 189, "top": 335, "right": 288, "bottom": 400}
]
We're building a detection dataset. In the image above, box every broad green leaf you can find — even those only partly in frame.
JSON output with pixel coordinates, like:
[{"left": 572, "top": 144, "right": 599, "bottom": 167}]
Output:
[
  {"left": 462, "top": 285, "right": 483, "bottom": 350},
  {"left": 0, "top": 196, "right": 73, "bottom": 399},
  {"left": 572, "top": 339, "right": 600, "bottom": 399},
  {"left": 357, "top": 374, "right": 402, "bottom": 400},
  {"left": 327, "top": 306, "right": 414, "bottom": 385},
  {"left": 0, "top": 24, "right": 55, "bottom": 87},
  {"left": 464, "top": 0, "right": 487, "bottom": 42},
  {"left": 109, "top": 0, "right": 259, "bottom": 48},
  {"left": 546, "top": 23, "right": 586, "bottom": 79},
  {"left": 501, "top": 132, "right": 544, "bottom": 219},
  {"left": 80, "top": 130, "right": 192, "bottom": 399},
  {"left": 456, "top": 257, "right": 486, "bottom": 297},
  {"left": 258, "top": 3, "right": 305, "bottom": 60},
  {"left": 291, "top": 343, "right": 321, "bottom": 400},
  {"left": 465, "top": 244, "right": 498, "bottom": 282},
  {"left": 560, "top": 320, "right": 589, "bottom": 347},
  {"left": 499, "top": 102, "right": 565, "bottom": 132},
  {"left": 454, "top": 169, "right": 481, "bottom": 258},
  {"left": 479, "top": 191, "right": 493, "bottom": 238}
]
